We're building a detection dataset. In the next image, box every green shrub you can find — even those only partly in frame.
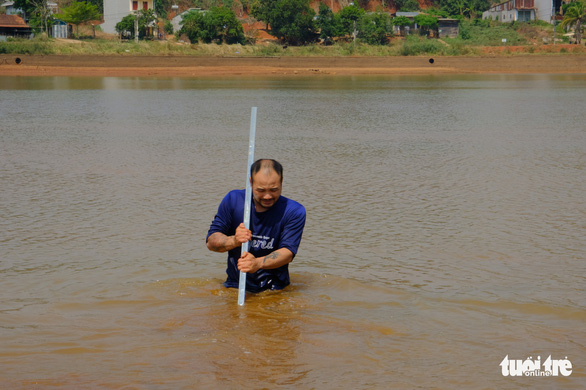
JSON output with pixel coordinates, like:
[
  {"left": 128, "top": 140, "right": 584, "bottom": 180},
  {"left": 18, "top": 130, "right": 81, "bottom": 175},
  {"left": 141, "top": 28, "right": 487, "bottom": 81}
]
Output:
[
  {"left": 459, "top": 22, "right": 471, "bottom": 39},
  {"left": 398, "top": 35, "right": 446, "bottom": 55}
]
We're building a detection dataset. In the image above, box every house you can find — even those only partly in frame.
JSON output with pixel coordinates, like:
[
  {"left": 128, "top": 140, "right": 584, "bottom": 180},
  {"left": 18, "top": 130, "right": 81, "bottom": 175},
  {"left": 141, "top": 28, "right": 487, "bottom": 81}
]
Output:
[
  {"left": 102, "top": 0, "right": 154, "bottom": 34},
  {"left": 391, "top": 11, "right": 419, "bottom": 35},
  {"left": 391, "top": 12, "right": 459, "bottom": 38},
  {"left": 52, "top": 19, "right": 70, "bottom": 39},
  {"left": 0, "top": 14, "right": 33, "bottom": 41},
  {"left": 482, "top": 0, "right": 536, "bottom": 22},
  {"left": 392, "top": 11, "right": 419, "bottom": 36},
  {"left": 483, "top": 0, "right": 562, "bottom": 23},
  {"left": 1, "top": 1, "right": 58, "bottom": 18},
  {"left": 438, "top": 18, "right": 459, "bottom": 38}
]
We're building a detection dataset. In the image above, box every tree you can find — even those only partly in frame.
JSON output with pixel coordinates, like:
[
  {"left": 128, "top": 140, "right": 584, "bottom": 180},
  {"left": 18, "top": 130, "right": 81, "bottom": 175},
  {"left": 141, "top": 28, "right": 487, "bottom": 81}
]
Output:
[
  {"left": 439, "top": 0, "right": 490, "bottom": 18},
  {"left": 155, "top": 0, "right": 171, "bottom": 19},
  {"left": 561, "top": 1, "right": 586, "bottom": 44},
  {"left": 316, "top": 3, "right": 343, "bottom": 41},
  {"left": 357, "top": 11, "right": 392, "bottom": 44},
  {"left": 14, "top": 0, "right": 53, "bottom": 33},
  {"left": 115, "top": 9, "right": 157, "bottom": 40},
  {"left": 116, "top": 14, "right": 137, "bottom": 38},
  {"left": 440, "top": 0, "right": 471, "bottom": 17},
  {"left": 250, "top": 0, "right": 276, "bottom": 29},
  {"left": 470, "top": 0, "right": 491, "bottom": 17},
  {"left": 177, "top": 9, "right": 204, "bottom": 42},
  {"left": 57, "top": 1, "right": 101, "bottom": 38},
  {"left": 86, "top": 0, "right": 103, "bottom": 14},
  {"left": 31, "top": 0, "right": 51, "bottom": 33},
  {"left": 201, "top": 7, "right": 245, "bottom": 44},
  {"left": 267, "top": 0, "right": 318, "bottom": 45},
  {"left": 13, "top": 0, "right": 35, "bottom": 20},
  {"left": 413, "top": 14, "right": 438, "bottom": 37},
  {"left": 392, "top": 15, "right": 412, "bottom": 36},
  {"left": 178, "top": 7, "right": 245, "bottom": 44},
  {"left": 338, "top": 3, "right": 364, "bottom": 40}
]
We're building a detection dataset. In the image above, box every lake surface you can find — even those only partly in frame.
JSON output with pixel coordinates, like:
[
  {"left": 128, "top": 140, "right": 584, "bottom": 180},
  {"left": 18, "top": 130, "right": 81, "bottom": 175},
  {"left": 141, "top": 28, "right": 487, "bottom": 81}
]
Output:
[{"left": 1, "top": 74, "right": 585, "bottom": 389}]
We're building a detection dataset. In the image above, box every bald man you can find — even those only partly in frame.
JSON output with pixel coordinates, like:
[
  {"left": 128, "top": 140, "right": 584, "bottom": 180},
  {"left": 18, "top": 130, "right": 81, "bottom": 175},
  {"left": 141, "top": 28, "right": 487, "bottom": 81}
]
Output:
[{"left": 206, "top": 159, "right": 306, "bottom": 292}]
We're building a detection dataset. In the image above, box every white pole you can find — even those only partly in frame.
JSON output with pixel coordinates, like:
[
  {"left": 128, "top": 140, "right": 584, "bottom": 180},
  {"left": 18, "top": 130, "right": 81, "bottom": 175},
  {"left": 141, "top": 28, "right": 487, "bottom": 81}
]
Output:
[
  {"left": 238, "top": 107, "right": 257, "bottom": 306},
  {"left": 134, "top": 12, "right": 139, "bottom": 43}
]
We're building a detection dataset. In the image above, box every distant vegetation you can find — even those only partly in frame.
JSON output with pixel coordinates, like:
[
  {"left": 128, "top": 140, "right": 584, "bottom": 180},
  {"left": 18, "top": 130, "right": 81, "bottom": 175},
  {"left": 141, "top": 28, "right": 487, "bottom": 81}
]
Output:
[
  {"left": 2, "top": 23, "right": 585, "bottom": 58},
  {"left": 1, "top": 0, "right": 585, "bottom": 56}
]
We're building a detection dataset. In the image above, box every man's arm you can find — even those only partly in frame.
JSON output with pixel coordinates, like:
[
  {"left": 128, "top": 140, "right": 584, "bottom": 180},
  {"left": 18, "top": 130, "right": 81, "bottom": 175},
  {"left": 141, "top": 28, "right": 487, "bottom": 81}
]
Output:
[
  {"left": 237, "top": 248, "right": 294, "bottom": 273},
  {"left": 206, "top": 223, "right": 251, "bottom": 253}
]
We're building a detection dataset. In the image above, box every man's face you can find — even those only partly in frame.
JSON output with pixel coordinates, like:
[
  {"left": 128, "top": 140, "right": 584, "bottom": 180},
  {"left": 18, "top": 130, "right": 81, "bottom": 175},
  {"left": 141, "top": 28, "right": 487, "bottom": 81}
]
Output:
[{"left": 251, "top": 169, "right": 282, "bottom": 212}]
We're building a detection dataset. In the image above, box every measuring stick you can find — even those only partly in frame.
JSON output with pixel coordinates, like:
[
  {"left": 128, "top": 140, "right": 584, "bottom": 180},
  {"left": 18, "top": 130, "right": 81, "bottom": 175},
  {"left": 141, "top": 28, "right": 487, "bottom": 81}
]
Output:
[{"left": 238, "top": 107, "right": 257, "bottom": 306}]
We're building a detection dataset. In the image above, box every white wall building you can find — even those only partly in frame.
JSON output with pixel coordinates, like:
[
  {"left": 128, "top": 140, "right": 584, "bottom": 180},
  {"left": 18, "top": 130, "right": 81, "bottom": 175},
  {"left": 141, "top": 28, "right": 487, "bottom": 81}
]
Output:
[
  {"left": 534, "top": 0, "right": 561, "bottom": 22},
  {"left": 483, "top": 0, "right": 562, "bottom": 23},
  {"left": 103, "top": 0, "right": 153, "bottom": 34}
]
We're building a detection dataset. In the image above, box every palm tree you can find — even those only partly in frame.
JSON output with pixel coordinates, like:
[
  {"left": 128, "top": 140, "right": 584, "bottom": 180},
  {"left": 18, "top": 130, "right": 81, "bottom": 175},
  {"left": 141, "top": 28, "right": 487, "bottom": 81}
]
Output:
[{"left": 561, "top": 1, "right": 586, "bottom": 44}]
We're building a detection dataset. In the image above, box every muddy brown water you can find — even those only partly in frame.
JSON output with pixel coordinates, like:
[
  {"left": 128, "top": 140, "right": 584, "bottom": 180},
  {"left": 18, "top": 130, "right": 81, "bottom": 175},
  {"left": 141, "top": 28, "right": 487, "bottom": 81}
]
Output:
[{"left": 1, "top": 75, "right": 584, "bottom": 388}]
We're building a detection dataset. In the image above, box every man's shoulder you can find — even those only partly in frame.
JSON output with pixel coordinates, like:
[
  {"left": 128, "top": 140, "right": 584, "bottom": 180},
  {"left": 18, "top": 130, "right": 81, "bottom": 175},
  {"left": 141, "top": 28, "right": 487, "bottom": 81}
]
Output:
[
  {"left": 280, "top": 196, "right": 306, "bottom": 216},
  {"left": 226, "top": 189, "right": 245, "bottom": 198},
  {"left": 220, "top": 189, "right": 245, "bottom": 208},
  {"left": 223, "top": 189, "right": 245, "bottom": 201}
]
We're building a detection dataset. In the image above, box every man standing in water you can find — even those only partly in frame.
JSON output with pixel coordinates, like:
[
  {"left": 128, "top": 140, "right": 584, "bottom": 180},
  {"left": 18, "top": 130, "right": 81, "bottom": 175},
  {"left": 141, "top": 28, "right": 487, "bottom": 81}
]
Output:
[{"left": 206, "top": 159, "right": 306, "bottom": 292}]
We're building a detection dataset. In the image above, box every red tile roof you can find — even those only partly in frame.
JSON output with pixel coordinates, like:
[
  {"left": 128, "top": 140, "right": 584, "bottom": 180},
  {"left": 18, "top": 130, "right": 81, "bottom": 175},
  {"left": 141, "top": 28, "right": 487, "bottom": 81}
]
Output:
[{"left": 0, "top": 14, "right": 29, "bottom": 28}]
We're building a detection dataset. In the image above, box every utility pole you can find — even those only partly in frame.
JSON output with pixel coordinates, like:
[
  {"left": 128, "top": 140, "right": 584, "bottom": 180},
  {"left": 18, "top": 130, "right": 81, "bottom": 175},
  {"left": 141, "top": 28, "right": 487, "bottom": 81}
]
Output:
[
  {"left": 135, "top": 11, "right": 139, "bottom": 43},
  {"left": 552, "top": 3, "right": 556, "bottom": 45}
]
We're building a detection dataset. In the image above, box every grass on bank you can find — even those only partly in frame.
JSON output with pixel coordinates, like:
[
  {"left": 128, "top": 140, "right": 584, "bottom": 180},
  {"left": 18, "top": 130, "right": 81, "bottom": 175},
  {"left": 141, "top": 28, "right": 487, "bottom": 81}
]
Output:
[
  {"left": 0, "top": 35, "right": 462, "bottom": 56},
  {"left": 1, "top": 20, "right": 584, "bottom": 57}
]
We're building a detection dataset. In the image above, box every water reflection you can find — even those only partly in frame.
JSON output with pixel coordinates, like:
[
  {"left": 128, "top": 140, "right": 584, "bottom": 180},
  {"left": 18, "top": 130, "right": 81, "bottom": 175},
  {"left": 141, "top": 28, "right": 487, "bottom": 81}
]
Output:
[{"left": 3, "top": 73, "right": 586, "bottom": 91}]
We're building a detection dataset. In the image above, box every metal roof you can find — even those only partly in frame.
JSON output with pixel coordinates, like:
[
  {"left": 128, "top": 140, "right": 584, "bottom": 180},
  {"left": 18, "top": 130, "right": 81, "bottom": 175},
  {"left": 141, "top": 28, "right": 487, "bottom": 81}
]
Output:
[{"left": 396, "top": 12, "right": 420, "bottom": 17}]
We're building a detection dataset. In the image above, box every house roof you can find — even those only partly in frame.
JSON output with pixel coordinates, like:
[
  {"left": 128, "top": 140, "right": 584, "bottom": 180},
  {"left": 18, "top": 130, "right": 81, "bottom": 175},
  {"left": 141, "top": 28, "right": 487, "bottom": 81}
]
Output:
[
  {"left": 0, "top": 14, "right": 29, "bottom": 28},
  {"left": 396, "top": 12, "right": 420, "bottom": 17},
  {"left": 171, "top": 8, "right": 206, "bottom": 24}
]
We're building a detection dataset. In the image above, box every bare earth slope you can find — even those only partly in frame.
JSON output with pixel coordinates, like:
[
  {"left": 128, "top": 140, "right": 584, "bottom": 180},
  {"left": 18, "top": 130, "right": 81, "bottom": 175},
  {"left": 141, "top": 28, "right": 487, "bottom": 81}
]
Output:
[{"left": 1, "top": 54, "right": 585, "bottom": 77}]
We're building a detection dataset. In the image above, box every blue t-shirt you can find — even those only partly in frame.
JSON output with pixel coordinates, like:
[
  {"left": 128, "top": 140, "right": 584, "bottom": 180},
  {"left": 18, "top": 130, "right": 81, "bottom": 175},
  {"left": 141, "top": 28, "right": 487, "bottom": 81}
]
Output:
[{"left": 206, "top": 189, "right": 306, "bottom": 292}]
